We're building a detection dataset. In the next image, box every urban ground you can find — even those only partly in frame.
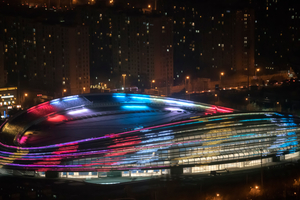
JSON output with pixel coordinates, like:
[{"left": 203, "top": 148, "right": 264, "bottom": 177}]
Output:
[{"left": 1, "top": 161, "right": 300, "bottom": 200}]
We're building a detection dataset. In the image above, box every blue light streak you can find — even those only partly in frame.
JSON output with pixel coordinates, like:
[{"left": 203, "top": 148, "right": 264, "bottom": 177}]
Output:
[{"left": 122, "top": 105, "right": 149, "bottom": 109}]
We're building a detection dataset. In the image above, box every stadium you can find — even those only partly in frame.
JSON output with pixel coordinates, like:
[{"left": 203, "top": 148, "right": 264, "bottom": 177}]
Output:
[{"left": 0, "top": 93, "right": 299, "bottom": 179}]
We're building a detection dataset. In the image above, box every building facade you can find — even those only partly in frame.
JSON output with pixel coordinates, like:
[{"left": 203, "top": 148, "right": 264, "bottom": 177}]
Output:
[
  {"left": 160, "top": 1, "right": 255, "bottom": 83},
  {"left": 0, "top": 12, "right": 90, "bottom": 96},
  {"left": 111, "top": 12, "right": 173, "bottom": 90},
  {"left": 0, "top": 40, "right": 6, "bottom": 87},
  {"left": 252, "top": 0, "right": 300, "bottom": 74}
]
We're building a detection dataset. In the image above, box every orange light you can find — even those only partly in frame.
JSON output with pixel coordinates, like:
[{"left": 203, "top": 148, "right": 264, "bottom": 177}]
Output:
[
  {"left": 257, "top": 68, "right": 260, "bottom": 72},
  {"left": 220, "top": 72, "right": 224, "bottom": 76},
  {"left": 148, "top": 4, "right": 151, "bottom": 8},
  {"left": 152, "top": 80, "right": 155, "bottom": 83},
  {"left": 63, "top": 89, "right": 67, "bottom": 92},
  {"left": 255, "top": 186, "right": 259, "bottom": 189},
  {"left": 24, "top": 93, "right": 28, "bottom": 97},
  {"left": 186, "top": 76, "right": 190, "bottom": 79}
]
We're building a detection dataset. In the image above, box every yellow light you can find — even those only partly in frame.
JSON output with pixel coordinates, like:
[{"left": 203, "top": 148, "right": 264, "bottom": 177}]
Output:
[
  {"left": 122, "top": 74, "right": 126, "bottom": 77},
  {"left": 220, "top": 72, "right": 224, "bottom": 76},
  {"left": 24, "top": 93, "right": 28, "bottom": 97},
  {"left": 255, "top": 186, "right": 259, "bottom": 189},
  {"left": 148, "top": 4, "right": 151, "bottom": 8},
  {"left": 186, "top": 76, "right": 190, "bottom": 79},
  {"left": 152, "top": 80, "right": 155, "bottom": 83},
  {"left": 215, "top": 94, "right": 217, "bottom": 97},
  {"left": 257, "top": 68, "right": 260, "bottom": 72},
  {"left": 83, "top": 87, "right": 86, "bottom": 91},
  {"left": 277, "top": 102, "right": 279, "bottom": 105},
  {"left": 216, "top": 193, "right": 220, "bottom": 197},
  {"left": 0, "top": 87, "right": 17, "bottom": 91},
  {"left": 245, "top": 98, "right": 248, "bottom": 101},
  {"left": 63, "top": 89, "right": 67, "bottom": 92}
]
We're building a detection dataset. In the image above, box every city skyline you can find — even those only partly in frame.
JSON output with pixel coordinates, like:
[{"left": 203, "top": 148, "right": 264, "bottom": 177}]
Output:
[{"left": 0, "top": 0, "right": 299, "bottom": 107}]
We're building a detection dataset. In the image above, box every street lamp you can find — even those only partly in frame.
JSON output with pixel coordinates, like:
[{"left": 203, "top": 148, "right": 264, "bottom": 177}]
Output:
[
  {"left": 185, "top": 76, "right": 190, "bottom": 91},
  {"left": 185, "top": 76, "right": 190, "bottom": 100},
  {"left": 255, "top": 68, "right": 260, "bottom": 76},
  {"left": 219, "top": 72, "right": 224, "bottom": 88},
  {"left": 122, "top": 74, "right": 126, "bottom": 92},
  {"left": 151, "top": 80, "right": 155, "bottom": 89},
  {"left": 24, "top": 93, "right": 28, "bottom": 97},
  {"left": 62, "top": 89, "right": 67, "bottom": 97}
]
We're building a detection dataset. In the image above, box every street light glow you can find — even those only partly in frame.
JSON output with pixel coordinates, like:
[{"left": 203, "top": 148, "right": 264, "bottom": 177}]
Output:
[
  {"left": 220, "top": 72, "right": 224, "bottom": 76},
  {"left": 24, "top": 93, "right": 28, "bottom": 97},
  {"left": 186, "top": 76, "right": 190, "bottom": 79},
  {"left": 257, "top": 68, "right": 260, "bottom": 72},
  {"left": 152, "top": 80, "right": 155, "bottom": 83}
]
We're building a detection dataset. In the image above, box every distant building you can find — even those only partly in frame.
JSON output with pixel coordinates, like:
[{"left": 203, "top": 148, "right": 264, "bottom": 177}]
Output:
[
  {"left": 251, "top": 0, "right": 300, "bottom": 74},
  {"left": 76, "top": 7, "right": 173, "bottom": 91},
  {"left": 160, "top": 2, "right": 255, "bottom": 83},
  {"left": 0, "top": 40, "right": 6, "bottom": 87},
  {"left": 0, "top": 14, "right": 90, "bottom": 96},
  {"left": 111, "top": 12, "right": 173, "bottom": 90}
]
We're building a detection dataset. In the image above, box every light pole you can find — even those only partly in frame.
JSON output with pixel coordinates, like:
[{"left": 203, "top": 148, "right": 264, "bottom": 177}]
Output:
[
  {"left": 62, "top": 89, "right": 66, "bottom": 97},
  {"left": 255, "top": 68, "right": 260, "bottom": 86},
  {"left": 122, "top": 74, "right": 126, "bottom": 92},
  {"left": 255, "top": 68, "right": 260, "bottom": 76},
  {"left": 220, "top": 72, "right": 224, "bottom": 89},
  {"left": 151, "top": 80, "right": 155, "bottom": 89},
  {"left": 260, "top": 148, "right": 263, "bottom": 188},
  {"left": 185, "top": 76, "right": 190, "bottom": 93},
  {"left": 185, "top": 76, "right": 190, "bottom": 100}
]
